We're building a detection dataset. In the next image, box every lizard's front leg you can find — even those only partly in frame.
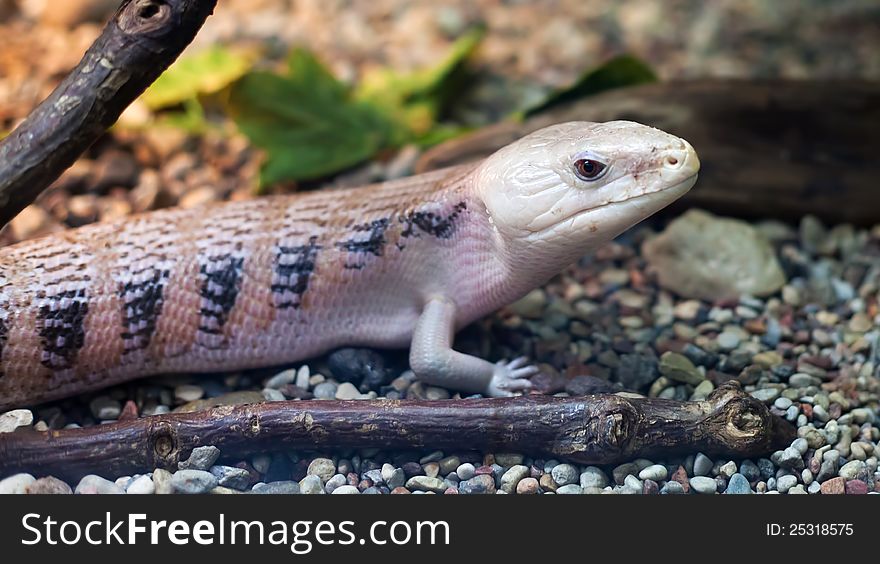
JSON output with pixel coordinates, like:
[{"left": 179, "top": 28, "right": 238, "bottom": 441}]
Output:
[{"left": 409, "top": 296, "right": 539, "bottom": 397}]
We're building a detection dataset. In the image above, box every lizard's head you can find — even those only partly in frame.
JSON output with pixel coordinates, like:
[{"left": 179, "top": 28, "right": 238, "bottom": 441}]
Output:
[{"left": 475, "top": 120, "right": 699, "bottom": 271}]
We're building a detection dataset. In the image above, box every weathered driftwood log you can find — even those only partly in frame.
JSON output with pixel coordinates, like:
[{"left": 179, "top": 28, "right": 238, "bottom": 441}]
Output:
[
  {"left": 418, "top": 80, "right": 880, "bottom": 226},
  {"left": 0, "top": 0, "right": 217, "bottom": 228},
  {"left": 0, "top": 382, "right": 794, "bottom": 482}
]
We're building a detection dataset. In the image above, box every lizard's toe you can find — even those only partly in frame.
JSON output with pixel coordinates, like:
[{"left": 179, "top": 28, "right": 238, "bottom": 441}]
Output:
[
  {"left": 487, "top": 358, "right": 540, "bottom": 397},
  {"left": 507, "top": 356, "right": 530, "bottom": 370},
  {"left": 498, "top": 378, "right": 534, "bottom": 392}
]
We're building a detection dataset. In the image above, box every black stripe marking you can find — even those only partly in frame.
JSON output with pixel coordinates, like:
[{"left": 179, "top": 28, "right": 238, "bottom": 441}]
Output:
[
  {"left": 198, "top": 254, "right": 244, "bottom": 345},
  {"left": 38, "top": 288, "right": 89, "bottom": 371},
  {"left": 272, "top": 236, "right": 321, "bottom": 310},
  {"left": 335, "top": 218, "right": 390, "bottom": 269},
  {"left": 119, "top": 268, "right": 170, "bottom": 353},
  {"left": 400, "top": 201, "right": 467, "bottom": 240}
]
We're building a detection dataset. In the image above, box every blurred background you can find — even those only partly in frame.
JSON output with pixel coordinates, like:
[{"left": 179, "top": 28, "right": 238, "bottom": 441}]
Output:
[{"left": 3, "top": 0, "right": 880, "bottom": 119}]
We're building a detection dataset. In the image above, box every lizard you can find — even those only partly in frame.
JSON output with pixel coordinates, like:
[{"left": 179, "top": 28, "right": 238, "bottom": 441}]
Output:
[{"left": 0, "top": 120, "right": 699, "bottom": 411}]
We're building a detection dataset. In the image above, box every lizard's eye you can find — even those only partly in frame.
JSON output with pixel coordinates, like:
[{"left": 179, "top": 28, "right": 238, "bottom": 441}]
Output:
[{"left": 573, "top": 158, "right": 607, "bottom": 181}]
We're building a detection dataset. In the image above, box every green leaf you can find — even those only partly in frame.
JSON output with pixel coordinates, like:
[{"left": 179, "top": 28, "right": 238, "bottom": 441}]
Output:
[
  {"left": 226, "top": 34, "right": 484, "bottom": 187},
  {"left": 154, "top": 99, "right": 209, "bottom": 134},
  {"left": 521, "top": 54, "right": 657, "bottom": 118},
  {"left": 142, "top": 46, "right": 258, "bottom": 110},
  {"left": 227, "top": 50, "right": 393, "bottom": 185},
  {"left": 356, "top": 27, "right": 485, "bottom": 136}
]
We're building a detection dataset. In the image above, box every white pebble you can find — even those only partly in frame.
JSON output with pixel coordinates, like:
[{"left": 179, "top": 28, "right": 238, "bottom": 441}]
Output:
[
  {"left": 0, "top": 409, "right": 34, "bottom": 433},
  {"left": 689, "top": 476, "right": 717, "bottom": 494},
  {"left": 295, "top": 365, "right": 311, "bottom": 389},
  {"left": 127, "top": 475, "right": 155, "bottom": 494},
  {"left": 331, "top": 485, "right": 360, "bottom": 494},
  {"left": 0, "top": 473, "right": 36, "bottom": 494},
  {"left": 638, "top": 464, "right": 668, "bottom": 482}
]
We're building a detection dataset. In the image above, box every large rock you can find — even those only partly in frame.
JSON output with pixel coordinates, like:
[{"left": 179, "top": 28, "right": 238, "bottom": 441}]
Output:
[{"left": 642, "top": 209, "right": 785, "bottom": 301}]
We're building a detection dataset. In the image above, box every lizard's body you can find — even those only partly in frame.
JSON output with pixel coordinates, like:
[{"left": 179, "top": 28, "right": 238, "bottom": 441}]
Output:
[{"left": 0, "top": 121, "right": 699, "bottom": 410}]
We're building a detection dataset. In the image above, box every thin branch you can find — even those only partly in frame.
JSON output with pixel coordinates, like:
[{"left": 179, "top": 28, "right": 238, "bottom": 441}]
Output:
[
  {"left": 0, "top": 382, "right": 795, "bottom": 482},
  {"left": 0, "top": 0, "right": 218, "bottom": 228}
]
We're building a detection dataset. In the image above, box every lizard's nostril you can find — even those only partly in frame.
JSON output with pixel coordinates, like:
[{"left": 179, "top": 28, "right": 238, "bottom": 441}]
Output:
[{"left": 664, "top": 155, "right": 681, "bottom": 168}]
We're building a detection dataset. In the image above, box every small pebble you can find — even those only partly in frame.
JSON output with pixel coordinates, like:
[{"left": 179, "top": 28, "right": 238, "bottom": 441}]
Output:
[
  {"left": 335, "top": 382, "right": 361, "bottom": 400},
  {"left": 210, "top": 466, "right": 252, "bottom": 490},
  {"left": 844, "top": 480, "right": 868, "bottom": 495},
  {"left": 580, "top": 467, "right": 609, "bottom": 489},
  {"left": 174, "top": 385, "right": 204, "bottom": 402},
  {"left": 324, "top": 474, "right": 346, "bottom": 493},
  {"left": 406, "top": 476, "right": 446, "bottom": 493},
  {"left": 661, "top": 481, "right": 685, "bottom": 495},
  {"left": 438, "top": 456, "right": 460, "bottom": 475},
  {"left": 724, "top": 473, "right": 752, "bottom": 494},
  {"left": 516, "top": 477, "right": 540, "bottom": 494},
  {"left": 76, "top": 475, "right": 124, "bottom": 495},
  {"left": 459, "top": 475, "right": 496, "bottom": 495},
  {"left": 551, "top": 463, "right": 579, "bottom": 486},
  {"left": 718, "top": 461, "right": 737, "bottom": 478},
  {"left": 693, "top": 453, "right": 713, "bottom": 476},
  {"left": 171, "top": 470, "right": 218, "bottom": 494},
  {"left": 0, "top": 409, "right": 34, "bottom": 433},
  {"left": 774, "top": 397, "right": 793, "bottom": 410},
  {"left": 776, "top": 474, "right": 798, "bottom": 493},
  {"left": 265, "top": 368, "right": 297, "bottom": 389},
  {"left": 299, "top": 475, "right": 324, "bottom": 494},
  {"left": 152, "top": 468, "right": 173, "bottom": 494},
  {"left": 716, "top": 331, "right": 741, "bottom": 350},
  {"left": 500, "top": 465, "right": 530, "bottom": 493},
  {"left": 125, "top": 475, "right": 155, "bottom": 494},
  {"left": 839, "top": 460, "right": 866, "bottom": 480},
  {"left": 750, "top": 388, "right": 781, "bottom": 402},
  {"left": 253, "top": 481, "right": 301, "bottom": 494},
  {"left": 0, "top": 473, "right": 36, "bottom": 494},
  {"left": 386, "top": 468, "right": 406, "bottom": 489},
  {"left": 262, "top": 388, "right": 286, "bottom": 401},
  {"left": 739, "top": 460, "right": 760, "bottom": 482},
  {"left": 178, "top": 445, "right": 220, "bottom": 471},
  {"left": 25, "top": 476, "right": 72, "bottom": 495},
  {"left": 638, "top": 464, "right": 668, "bottom": 482},
  {"left": 555, "top": 484, "right": 583, "bottom": 495},
  {"left": 820, "top": 477, "right": 846, "bottom": 495},
  {"left": 331, "top": 485, "right": 360, "bottom": 494},
  {"left": 307, "top": 458, "right": 336, "bottom": 482},
  {"left": 456, "top": 463, "right": 476, "bottom": 481},
  {"left": 689, "top": 476, "right": 717, "bottom": 494}
]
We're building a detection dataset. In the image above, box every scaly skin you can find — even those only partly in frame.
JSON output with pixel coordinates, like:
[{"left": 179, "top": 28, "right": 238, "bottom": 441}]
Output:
[{"left": 0, "top": 121, "right": 699, "bottom": 410}]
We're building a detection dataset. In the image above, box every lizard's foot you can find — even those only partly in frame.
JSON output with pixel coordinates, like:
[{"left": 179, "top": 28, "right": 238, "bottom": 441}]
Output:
[{"left": 486, "top": 357, "right": 540, "bottom": 398}]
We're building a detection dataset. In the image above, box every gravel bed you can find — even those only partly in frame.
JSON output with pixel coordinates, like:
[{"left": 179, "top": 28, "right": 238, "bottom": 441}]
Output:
[{"left": 2, "top": 212, "right": 878, "bottom": 495}]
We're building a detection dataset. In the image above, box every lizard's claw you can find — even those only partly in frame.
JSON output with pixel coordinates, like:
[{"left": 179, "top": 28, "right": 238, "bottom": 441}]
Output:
[{"left": 486, "top": 357, "right": 540, "bottom": 397}]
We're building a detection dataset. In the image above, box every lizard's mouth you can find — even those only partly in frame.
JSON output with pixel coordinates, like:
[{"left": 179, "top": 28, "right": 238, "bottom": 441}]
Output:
[{"left": 525, "top": 173, "right": 698, "bottom": 240}]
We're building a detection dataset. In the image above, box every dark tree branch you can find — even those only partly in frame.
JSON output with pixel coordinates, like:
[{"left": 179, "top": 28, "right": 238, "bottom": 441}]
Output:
[
  {"left": 0, "top": 382, "right": 795, "bottom": 482},
  {"left": 0, "top": 0, "right": 218, "bottom": 228}
]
